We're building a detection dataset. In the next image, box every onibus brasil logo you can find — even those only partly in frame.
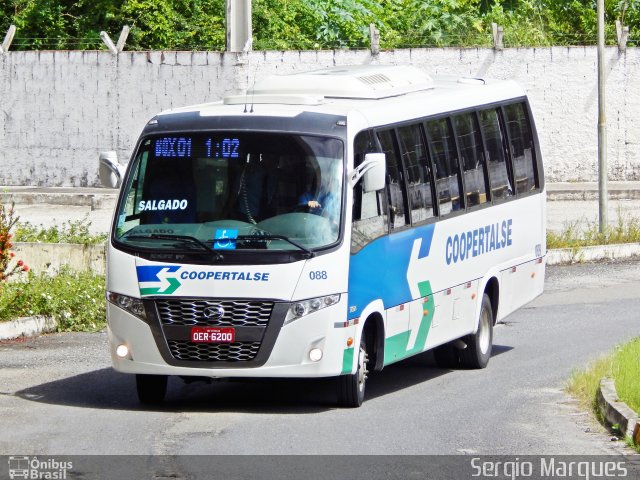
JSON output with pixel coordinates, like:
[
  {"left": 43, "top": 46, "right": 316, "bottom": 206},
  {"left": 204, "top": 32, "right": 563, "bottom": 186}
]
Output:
[
  {"left": 8, "top": 456, "right": 73, "bottom": 479},
  {"left": 137, "top": 265, "right": 182, "bottom": 296}
]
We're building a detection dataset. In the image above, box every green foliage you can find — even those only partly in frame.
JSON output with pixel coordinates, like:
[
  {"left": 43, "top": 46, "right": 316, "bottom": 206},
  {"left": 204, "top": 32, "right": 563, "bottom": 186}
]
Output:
[
  {"left": 567, "top": 336, "right": 640, "bottom": 450},
  {"left": 0, "top": 203, "right": 29, "bottom": 283},
  {"left": 566, "top": 354, "right": 612, "bottom": 411},
  {"left": 121, "top": 0, "right": 225, "bottom": 50},
  {"left": 252, "top": 0, "right": 322, "bottom": 50},
  {"left": 612, "top": 337, "right": 640, "bottom": 415},
  {"left": 385, "top": 0, "right": 489, "bottom": 47},
  {"left": 0, "top": 268, "right": 105, "bottom": 332},
  {"left": 14, "top": 216, "right": 107, "bottom": 245},
  {"left": 1, "top": 0, "right": 639, "bottom": 50}
]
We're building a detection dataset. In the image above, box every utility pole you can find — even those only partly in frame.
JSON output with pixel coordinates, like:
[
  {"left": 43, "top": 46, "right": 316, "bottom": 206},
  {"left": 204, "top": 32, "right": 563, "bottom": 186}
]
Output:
[
  {"left": 226, "top": 0, "right": 252, "bottom": 53},
  {"left": 597, "top": 0, "right": 608, "bottom": 233}
]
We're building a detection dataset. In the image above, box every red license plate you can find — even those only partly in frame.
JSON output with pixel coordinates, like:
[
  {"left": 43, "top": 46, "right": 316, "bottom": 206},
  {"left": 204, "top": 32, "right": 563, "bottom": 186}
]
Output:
[{"left": 190, "top": 327, "right": 235, "bottom": 343}]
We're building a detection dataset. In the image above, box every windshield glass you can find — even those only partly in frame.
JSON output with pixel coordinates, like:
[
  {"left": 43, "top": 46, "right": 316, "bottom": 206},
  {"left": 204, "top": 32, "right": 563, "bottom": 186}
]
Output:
[{"left": 114, "top": 132, "right": 344, "bottom": 253}]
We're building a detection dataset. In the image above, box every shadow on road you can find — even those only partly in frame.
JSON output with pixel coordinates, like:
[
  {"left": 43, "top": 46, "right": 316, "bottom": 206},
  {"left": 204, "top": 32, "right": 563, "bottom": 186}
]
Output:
[{"left": 14, "top": 345, "right": 513, "bottom": 413}]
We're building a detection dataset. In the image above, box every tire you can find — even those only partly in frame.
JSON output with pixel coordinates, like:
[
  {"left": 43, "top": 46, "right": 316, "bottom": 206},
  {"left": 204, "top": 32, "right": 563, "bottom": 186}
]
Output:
[
  {"left": 136, "top": 374, "right": 168, "bottom": 405},
  {"left": 337, "top": 332, "right": 369, "bottom": 408},
  {"left": 459, "top": 293, "right": 493, "bottom": 369}
]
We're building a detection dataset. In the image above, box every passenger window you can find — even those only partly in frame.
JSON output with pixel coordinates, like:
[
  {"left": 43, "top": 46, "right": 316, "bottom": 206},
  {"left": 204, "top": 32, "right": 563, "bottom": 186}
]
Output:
[
  {"left": 351, "top": 130, "right": 388, "bottom": 253},
  {"left": 397, "top": 124, "right": 434, "bottom": 224},
  {"left": 377, "top": 129, "right": 408, "bottom": 229},
  {"left": 504, "top": 102, "right": 538, "bottom": 194},
  {"left": 453, "top": 113, "right": 488, "bottom": 207},
  {"left": 425, "top": 118, "right": 463, "bottom": 216},
  {"left": 479, "top": 108, "right": 513, "bottom": 201}
]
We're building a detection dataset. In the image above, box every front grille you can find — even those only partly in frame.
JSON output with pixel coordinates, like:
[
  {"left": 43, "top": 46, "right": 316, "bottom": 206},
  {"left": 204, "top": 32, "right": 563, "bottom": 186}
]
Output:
[
  {"left": 168, "top": 340, "right": 261, "bottom": 362},
  {"left": 156, "top": 299, "right": 273, "bottom": 327}
]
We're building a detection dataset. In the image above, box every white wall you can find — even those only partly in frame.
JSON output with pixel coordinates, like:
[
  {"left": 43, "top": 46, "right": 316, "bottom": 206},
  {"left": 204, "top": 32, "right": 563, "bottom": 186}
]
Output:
[{"left": 0, "top": 47, "right": 638, "bottom": 186}]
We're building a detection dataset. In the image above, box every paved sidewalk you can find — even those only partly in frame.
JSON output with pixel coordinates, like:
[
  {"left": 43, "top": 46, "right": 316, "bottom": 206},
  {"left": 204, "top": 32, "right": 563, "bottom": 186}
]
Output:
[{"left": 1, "top": 182, "right": 640, "bottom": 235}]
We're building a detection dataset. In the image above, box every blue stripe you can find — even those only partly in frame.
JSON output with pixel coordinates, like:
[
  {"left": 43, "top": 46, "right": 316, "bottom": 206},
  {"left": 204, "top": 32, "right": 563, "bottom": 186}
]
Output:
[
  {"left": 347, "top": 223, "right": 435, "bottom": 320},
  {"left": 136, "top": 265, "right": 180, "bottom": 282}
]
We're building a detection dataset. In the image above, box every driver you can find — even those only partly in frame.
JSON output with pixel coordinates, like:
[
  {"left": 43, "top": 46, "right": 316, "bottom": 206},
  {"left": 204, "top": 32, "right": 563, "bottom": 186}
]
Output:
[{"left": 298, "top": 168, "right": 340, "bottom": 224}]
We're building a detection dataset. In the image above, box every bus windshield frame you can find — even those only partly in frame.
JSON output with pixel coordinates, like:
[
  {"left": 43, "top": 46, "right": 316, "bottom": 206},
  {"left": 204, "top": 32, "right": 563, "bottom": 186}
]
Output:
[{"left": 112, "top": 131, "right": 345, "bottom": 263}]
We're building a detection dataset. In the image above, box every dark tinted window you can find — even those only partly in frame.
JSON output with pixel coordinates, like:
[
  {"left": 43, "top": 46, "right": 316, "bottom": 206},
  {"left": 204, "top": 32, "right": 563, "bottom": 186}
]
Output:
[
  {"left": 397, "top": 124, "right": 434, "bottom": 224},
  {"left": 479, "top": 108, "right": 513, "bottom": 200},
  {"left": 377, "top": 129, "right": 408, "bottom": 229},
  {"left": 504, "top": 102, "right": 537, "bottom": 194},
  {"left": 425, "top": 118, "right": 463, "bottom": 215},
  {"left": 453, "top": 113, "right": 488, "bottom": 207}
]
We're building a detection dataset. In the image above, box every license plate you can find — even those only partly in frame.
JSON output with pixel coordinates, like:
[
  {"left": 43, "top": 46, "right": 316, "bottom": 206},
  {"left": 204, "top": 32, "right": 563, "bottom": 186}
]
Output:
[{"left": 190, "top": 327, "right": 235, "bottom": 343}]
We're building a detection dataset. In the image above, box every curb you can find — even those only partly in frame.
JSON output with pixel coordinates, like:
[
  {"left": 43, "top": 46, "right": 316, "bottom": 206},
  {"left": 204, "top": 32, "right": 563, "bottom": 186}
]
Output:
[
  {"left": 546, "top": 183, "right": 640, "bottom": 201},
  {"left": 546, "top": 242, "right": 640, "bottom": 265},
  {"left": 597, "top": 377, "right": 640, "bottom": 446},
  {"left": 0, "top": 316, "right": 57, "bottom": 341},
  {"left": 0, "top": 188, "right": 118, "bottom": 210}
]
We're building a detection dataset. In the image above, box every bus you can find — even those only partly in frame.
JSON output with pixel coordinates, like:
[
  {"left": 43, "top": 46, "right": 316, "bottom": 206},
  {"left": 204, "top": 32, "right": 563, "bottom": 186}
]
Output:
[{"left": 99, "top": 65, "right": 545, "bottom": 407}]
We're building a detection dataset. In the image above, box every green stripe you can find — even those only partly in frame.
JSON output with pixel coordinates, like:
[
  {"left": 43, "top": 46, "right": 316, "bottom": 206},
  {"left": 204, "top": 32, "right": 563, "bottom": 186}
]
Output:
[
  {"left": 139, "top": 287, "right": 160, "bottom": 296},
  {"left": 383, "top": 280, "right": 436, "bottom": 366},
  {"left": 341, "top": 347, "right": 354, "bottom": 374}
]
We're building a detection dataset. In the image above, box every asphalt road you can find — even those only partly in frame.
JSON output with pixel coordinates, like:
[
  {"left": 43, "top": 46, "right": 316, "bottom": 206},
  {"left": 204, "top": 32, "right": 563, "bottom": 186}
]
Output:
[{"left": 1, "top": 260, "right": 639, "bottom": 458}]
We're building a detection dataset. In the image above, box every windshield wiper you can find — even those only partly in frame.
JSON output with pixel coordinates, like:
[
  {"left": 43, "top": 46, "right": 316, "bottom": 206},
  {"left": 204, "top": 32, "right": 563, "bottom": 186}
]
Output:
[
  {"left": 236, "top": 234, "right": 315, "bottom": 258},
  {"left": 124, "top": 233, "right": 224, "bottom": 260}
]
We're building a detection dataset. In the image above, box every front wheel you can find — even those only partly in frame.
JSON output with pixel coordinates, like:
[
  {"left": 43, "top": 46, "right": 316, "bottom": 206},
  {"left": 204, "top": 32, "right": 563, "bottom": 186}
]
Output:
[
  {"left": 337, "top": 333, "right": 369, "bottom": 408},
  {"left": 459, "top": 293, "right": 493, "bottom": 369},
  {"left": 136, "top": 374, "right": 168, "bottom": 405}
]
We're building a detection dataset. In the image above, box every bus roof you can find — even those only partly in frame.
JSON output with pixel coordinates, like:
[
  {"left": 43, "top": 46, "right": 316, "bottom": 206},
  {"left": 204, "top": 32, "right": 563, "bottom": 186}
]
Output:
[{"left": 156, "top": 65, "right": 527, "bottom": 128}]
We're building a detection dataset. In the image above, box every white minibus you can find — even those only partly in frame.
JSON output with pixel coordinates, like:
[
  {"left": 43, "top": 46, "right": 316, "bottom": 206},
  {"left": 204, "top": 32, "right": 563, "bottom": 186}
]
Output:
[{"left": 100, "top": 65, "right": 545, "bottom": 407}]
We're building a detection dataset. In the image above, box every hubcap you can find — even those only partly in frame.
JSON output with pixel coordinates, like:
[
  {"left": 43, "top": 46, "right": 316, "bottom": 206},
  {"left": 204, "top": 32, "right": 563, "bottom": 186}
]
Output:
[
  {"left": 478, "top": 307, "right": 491, "bottom": 355},
  {"left": 357, "top": 344, "right": 369, "bottom": 393}
]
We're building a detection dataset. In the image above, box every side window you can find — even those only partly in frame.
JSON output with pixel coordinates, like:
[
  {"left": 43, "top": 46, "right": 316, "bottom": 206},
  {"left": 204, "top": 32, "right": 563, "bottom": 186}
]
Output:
[
  {"left": 425, "top": 118, "right": 463, "bottom": 216},
  {"left": 479, "top": 108, "right": 513, "bottom": 201},
  {"left": 397, "top": 123, "right": 435, "bottom": 224},
  {"left": 351, "top": 130, "right": 388, "bottom": 253},
  {"left": 117, "top": 150, "right": 148, "bottom": 235},
  {"left": 504, "top": 102, "right": 538, "bottom": 194},
  {"left": 377, "top": 129, "right": 408, "bottom": 230},
  {"left": 453, "top": 112, "right": 488, "bottom": 207}
]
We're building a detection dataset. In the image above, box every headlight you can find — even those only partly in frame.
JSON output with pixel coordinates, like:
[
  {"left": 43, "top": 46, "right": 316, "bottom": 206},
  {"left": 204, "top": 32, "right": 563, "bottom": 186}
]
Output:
[
  {"left": 284, "top": 294, "right": 340, "bottom": 325},
  {"left": 107, "top": 291, "right": 146, "bottom": 320}
]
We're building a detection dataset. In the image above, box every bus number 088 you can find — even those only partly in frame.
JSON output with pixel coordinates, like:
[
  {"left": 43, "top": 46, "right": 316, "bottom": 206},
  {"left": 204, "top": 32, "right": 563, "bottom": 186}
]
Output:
[{"left": 309, "top": 271, "right": 328, "bottom": 280}]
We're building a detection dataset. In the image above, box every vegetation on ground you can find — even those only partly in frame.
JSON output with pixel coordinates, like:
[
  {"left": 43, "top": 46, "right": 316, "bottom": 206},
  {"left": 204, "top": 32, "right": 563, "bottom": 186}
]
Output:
[
  {"left": 0, "top": 205, "right": 105, "bottom": 331},
  {"left": 14, "top": 216, "right": 108, "bottom": 245},
  {"left": 0, "top": 203, "right": 29, "bottom": 282},
  {"left": 0, "top": 268, "right": 106, "bottom": 331},
  {"left": 547, "top": 215, "right": 640, "bottom": 250},
  {"left": 567, "top": 338, "right": 640, "bottom": 451},
  {"left": 0, "top": 0, "right": 639, "bottom": 51}
]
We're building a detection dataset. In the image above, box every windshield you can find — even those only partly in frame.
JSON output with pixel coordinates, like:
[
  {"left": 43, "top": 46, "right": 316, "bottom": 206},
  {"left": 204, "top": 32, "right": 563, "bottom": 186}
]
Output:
[{"left": 114, "top": 132, "right": 344, "bottom": 254}]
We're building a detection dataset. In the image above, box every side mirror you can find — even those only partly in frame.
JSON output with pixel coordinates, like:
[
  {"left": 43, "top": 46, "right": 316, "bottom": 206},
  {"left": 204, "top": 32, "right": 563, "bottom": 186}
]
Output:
[
  {"left": 362, "top": 153, "right": 386, "bottom": 192},
  {"left": 349, "top": 153, "right": 386, "bottom": 192},
  {"left": 98, "top": 151, "right": 125, "bottom": 189}
]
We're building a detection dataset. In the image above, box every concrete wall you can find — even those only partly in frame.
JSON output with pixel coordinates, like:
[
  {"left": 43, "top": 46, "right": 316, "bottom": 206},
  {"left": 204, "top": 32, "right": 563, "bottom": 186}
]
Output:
[
  {"left": 1, "top": 47, "right": 639, "bottom": 186},
  {"left": 13, "top": 242, "right": 106, "bottom": 275}
]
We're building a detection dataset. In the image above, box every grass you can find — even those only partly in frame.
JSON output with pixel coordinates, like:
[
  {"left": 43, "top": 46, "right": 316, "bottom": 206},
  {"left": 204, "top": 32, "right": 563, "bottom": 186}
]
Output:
[
  {"left": 0, "top": 268, "right": 105, "bottom": 332},
  {"left": 566, "top": 355, "right": 613, "bottom": 412},
  {"left": 612, "top": 338, "right": 640, "bottom": 415},
  {"left": 567, "top": 338, "right": 640, "bottom": 451},
  {"left": 547, "top": 214, "right": 640, "bottom": 250},
  {"left": 14, "top": 216, "right": 107, "bottom": 245}
]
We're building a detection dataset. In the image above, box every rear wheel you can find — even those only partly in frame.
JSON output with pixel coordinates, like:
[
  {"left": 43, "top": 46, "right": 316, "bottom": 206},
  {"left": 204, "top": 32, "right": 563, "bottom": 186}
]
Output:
[
  {"left": 337, "top": 333, "right": 369, "bottom": 408},
  {"left": 136, "top": 374, "right": 168, "bottom": 405},
  {"left": 459, "top": 293, "right": 493, "bottom": 369}
]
